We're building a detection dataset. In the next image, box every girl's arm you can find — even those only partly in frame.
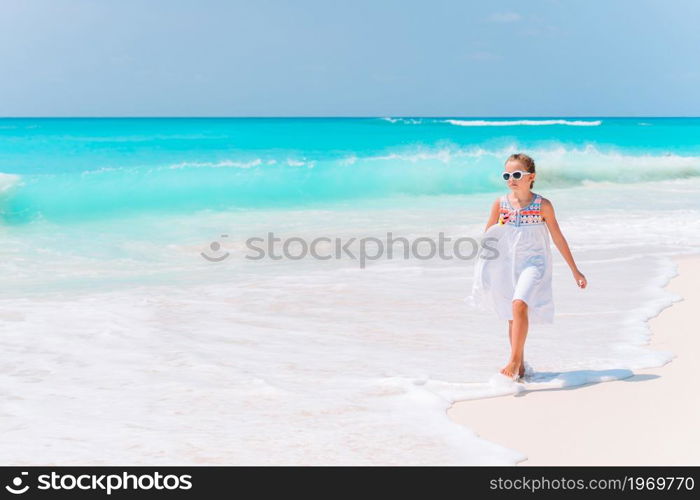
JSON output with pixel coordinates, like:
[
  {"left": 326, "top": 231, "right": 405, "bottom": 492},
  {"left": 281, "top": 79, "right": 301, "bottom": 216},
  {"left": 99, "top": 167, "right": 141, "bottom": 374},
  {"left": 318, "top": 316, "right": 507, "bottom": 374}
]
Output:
[
  {"left": 484, "top": 198, "right": 501, "bottom": 232},
  {"left": 541, "top": 198, "right": 588, "bottom": 289}
]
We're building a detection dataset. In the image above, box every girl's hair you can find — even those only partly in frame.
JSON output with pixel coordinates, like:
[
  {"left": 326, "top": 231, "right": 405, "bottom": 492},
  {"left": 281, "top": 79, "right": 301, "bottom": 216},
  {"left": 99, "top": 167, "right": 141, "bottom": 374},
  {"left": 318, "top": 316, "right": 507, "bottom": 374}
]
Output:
[{"left": 505, "top": 153, "right": 536, "bottom": 188}]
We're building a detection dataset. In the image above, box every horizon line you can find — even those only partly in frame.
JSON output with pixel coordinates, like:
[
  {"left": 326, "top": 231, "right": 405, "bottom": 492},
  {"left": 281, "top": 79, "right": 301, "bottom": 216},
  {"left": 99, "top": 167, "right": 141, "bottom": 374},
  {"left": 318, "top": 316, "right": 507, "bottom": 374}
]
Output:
[{"left": 1, "top": 115, "right": 699, "bottom": 119}]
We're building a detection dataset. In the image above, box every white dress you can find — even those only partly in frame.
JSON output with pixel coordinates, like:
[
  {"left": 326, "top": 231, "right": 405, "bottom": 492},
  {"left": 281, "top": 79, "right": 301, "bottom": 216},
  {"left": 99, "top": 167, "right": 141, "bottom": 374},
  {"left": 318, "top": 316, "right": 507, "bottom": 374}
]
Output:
[{"left": 466, "top": 192, "right": 554, "bottom": 324}]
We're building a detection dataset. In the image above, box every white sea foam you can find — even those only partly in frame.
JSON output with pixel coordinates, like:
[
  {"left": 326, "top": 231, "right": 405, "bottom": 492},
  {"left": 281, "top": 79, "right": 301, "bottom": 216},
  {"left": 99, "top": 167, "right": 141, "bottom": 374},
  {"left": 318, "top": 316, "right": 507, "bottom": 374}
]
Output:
[
  {"left": 167, "top": 158, "right": 264, "bottom": 169},
  {"left": 0, "top": 172, "right": 21, "bottom": 194},
  {"left": 344, "top": 144, "right": 700, "bottom": 185},
  {"left": 442, "top": 119, "right": 602, "bottom": 126},
  {"left": 380, "top": 117, "right": 423, "bottom": 124},
  {"left": 29, "top": 145, "right": 700, "bottom": 198}
]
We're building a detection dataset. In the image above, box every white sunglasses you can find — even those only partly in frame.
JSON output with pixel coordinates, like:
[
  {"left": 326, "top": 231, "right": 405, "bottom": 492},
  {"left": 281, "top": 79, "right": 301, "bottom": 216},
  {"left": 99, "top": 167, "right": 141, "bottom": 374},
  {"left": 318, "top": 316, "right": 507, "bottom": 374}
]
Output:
[{"left": 502, "top": 170, "right": 532, "bottom": 181}]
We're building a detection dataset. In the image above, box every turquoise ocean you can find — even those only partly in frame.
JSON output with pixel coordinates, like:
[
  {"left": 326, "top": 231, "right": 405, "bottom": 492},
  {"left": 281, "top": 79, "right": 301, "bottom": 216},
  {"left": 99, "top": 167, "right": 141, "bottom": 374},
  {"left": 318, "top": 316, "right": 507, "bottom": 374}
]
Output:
[{"left": 2, "top": 117, "right": 700, "bottom": 464}]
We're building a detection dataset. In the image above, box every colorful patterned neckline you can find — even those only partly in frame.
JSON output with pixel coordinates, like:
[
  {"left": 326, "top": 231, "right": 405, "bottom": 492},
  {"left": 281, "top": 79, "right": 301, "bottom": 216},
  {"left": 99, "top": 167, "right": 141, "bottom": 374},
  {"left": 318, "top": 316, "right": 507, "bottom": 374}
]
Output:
[{"left": 499, "top": 192, "right": 544, "bottom": 226}]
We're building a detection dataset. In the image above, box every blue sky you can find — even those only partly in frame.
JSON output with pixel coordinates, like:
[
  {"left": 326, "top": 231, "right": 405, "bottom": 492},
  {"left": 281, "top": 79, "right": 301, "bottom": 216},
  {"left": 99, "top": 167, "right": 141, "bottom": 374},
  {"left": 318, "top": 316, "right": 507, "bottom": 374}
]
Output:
[{"left": 1, "top": 0, "right": 698, "bottom": 116}]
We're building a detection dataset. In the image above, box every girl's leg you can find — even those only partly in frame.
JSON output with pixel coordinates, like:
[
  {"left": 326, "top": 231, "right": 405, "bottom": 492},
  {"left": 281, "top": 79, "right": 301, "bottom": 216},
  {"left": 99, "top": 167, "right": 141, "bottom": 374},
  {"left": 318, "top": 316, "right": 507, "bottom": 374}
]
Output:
[
  {"left": 500, "top": 300, "right": 528, "bottom": 378},
  {"left": 507, "top": 320, "right": 526, "bottom": 378},
  {"left": 508, "top": 319, "right": 513, "bottom": 347}
]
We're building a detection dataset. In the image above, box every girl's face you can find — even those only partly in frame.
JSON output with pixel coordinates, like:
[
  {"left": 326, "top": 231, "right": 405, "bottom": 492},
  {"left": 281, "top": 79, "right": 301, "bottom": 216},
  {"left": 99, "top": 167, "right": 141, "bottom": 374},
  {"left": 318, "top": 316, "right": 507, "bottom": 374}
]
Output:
[{"left": 504, "top": 160, "right": 535, "bottom": 190}]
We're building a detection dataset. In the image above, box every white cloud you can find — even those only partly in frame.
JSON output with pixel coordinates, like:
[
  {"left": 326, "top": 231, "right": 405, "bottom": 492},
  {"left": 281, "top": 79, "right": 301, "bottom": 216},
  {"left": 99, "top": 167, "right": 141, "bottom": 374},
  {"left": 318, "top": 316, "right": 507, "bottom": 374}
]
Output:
[{"left": 488, "top": 11, "right": 521, "bottom": 23}]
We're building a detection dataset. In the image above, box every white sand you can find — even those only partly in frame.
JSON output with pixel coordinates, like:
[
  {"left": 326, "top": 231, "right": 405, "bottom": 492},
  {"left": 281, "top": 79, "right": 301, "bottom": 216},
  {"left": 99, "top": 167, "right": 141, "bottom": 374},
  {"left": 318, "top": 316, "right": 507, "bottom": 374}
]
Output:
[{"left": 447, "top": 254, "right": 700, "bottom": 466}]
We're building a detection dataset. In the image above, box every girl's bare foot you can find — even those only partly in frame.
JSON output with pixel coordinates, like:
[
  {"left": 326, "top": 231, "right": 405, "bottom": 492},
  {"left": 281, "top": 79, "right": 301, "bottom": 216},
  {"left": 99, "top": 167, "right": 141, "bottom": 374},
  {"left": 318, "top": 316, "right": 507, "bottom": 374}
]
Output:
[{"left": 500, "top": 360, "right": 522, "bottom": 379}]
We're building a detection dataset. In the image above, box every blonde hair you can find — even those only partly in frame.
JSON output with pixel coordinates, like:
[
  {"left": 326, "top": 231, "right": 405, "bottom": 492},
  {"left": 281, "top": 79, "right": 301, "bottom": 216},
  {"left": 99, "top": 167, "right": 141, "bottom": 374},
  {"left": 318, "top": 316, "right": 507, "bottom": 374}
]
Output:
[{"left": 505, "top": 153, "right": 536, "bottom": 188}]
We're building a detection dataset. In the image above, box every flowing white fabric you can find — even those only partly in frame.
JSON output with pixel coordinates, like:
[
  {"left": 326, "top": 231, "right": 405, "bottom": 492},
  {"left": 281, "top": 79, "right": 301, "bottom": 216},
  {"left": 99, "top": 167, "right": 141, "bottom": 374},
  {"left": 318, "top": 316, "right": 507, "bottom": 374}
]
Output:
[{"left": 466, "top": 215, "right": 555, "bottom": 324}]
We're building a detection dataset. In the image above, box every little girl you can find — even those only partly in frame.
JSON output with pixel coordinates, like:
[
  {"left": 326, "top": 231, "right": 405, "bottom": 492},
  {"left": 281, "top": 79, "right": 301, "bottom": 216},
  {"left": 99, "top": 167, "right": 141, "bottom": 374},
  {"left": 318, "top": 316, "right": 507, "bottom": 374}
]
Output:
[{"left": 469, "top": 153, "right": 587, "bottom": 382}]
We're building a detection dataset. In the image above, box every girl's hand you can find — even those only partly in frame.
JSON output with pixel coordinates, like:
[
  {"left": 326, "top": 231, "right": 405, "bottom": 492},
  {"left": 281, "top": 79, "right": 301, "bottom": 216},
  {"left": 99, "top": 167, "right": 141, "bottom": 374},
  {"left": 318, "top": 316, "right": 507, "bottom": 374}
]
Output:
[
  {"left": 499, "top": 210, "right": 515, "bottom": 225},
  {"left": 573, "top": 269, "right": 587, "bottom": 289}
]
